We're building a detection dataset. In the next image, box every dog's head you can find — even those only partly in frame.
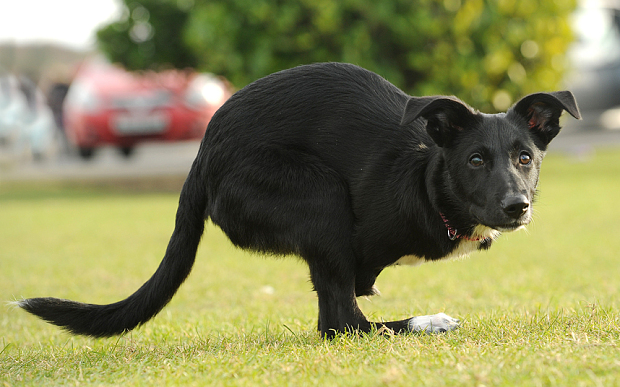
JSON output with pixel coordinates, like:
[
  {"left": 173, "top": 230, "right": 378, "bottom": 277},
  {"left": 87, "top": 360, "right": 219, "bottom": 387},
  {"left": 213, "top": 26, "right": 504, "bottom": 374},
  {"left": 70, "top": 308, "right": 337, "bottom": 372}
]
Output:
[{"left": 401, "top": 91, "right": 581, "bottom": 232}]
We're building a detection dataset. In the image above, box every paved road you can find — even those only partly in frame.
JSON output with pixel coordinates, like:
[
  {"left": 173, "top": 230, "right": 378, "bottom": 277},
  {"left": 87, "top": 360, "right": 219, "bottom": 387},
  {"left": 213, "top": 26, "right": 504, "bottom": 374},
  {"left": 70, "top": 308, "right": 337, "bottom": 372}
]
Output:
[
  {"left": 0, "top": 140, "right": 201, "bottom": 183},
  {"left": 1, "top": 128, "right": 619, "bottom": 184},
  {"left": 549, "top": 127, "right": 620, "bottom": 152}
]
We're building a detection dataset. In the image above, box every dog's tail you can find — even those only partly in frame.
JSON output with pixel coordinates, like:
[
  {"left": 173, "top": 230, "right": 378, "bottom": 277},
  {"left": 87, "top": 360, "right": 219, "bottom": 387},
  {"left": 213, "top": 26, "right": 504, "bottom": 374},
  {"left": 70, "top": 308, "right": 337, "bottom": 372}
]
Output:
[{"left": 18, "top": 159, "right": 208, "bottom": 337}]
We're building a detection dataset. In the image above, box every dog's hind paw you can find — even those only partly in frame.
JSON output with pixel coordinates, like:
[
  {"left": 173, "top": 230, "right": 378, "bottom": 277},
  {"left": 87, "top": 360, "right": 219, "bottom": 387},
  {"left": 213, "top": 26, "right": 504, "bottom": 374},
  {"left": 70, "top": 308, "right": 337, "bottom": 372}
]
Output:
[{"left": 408, "top": 313, "right": 460, "bottom": 334}]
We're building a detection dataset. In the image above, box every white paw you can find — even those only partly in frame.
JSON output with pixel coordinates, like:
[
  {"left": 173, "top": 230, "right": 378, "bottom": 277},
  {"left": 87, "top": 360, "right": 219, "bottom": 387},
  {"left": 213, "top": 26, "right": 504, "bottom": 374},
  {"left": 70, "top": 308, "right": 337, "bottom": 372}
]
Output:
[{"left": 408, "top": 313, "right": 460, "bottom": 334}]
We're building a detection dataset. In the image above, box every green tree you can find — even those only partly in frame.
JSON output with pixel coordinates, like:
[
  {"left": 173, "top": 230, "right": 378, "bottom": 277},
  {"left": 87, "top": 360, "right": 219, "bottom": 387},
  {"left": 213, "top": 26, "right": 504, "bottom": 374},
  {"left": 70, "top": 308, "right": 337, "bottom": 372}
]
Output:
[
  {"left": 97, "top": 0, "right": 577, "bottom": 112},
  {"left": 96, "top": 0, "right": 198, "bottom": 70}
]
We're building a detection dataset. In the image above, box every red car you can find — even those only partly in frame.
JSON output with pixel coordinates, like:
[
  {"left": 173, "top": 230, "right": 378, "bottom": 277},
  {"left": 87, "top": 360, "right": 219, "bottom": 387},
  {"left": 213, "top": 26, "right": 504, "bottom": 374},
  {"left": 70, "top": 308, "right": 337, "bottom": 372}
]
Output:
[{"left": 63, "top": 60, "right": 232, "bottom": 158}]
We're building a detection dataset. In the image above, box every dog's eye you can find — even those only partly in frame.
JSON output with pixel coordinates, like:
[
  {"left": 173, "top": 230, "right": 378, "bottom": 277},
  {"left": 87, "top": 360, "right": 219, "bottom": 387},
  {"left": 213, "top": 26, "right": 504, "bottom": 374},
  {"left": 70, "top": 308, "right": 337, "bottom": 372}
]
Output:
[
  {"left": 519, "top": 152, "right": 532, "bottom": 165},
  {"left": 469, "top": 154, "right": 484, "bottom": 167}
]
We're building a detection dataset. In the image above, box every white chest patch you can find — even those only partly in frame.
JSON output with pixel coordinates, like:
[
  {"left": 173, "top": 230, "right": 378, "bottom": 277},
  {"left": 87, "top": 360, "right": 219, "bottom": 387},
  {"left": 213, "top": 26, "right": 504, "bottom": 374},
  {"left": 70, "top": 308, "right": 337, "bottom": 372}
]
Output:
[{"left": 393, "top": 225, "right": 500, "bottom": 266}]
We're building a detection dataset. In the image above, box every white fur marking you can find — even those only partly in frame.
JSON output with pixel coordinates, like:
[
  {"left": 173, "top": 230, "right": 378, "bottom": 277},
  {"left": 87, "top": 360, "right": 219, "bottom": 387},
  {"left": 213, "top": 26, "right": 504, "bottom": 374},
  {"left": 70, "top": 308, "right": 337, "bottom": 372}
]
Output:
[
  {"left": 7, "top": 300, "right": 23, "bottom": 309},
  {"left": 408, "top": 313, "right": 460, "bottom": 333},
  {"left": 393, "top": 254, "right": 425, "bottom": 266},
  {"left": 393, "top": 225, "right": 500, "bottom": 266}
]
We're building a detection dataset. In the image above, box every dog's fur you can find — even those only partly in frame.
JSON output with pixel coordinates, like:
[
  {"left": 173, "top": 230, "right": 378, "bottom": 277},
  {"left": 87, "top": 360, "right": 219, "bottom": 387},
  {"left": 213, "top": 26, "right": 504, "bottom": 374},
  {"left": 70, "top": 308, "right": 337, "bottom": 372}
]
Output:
[{"left": 18, "top": 63, "right": 581, "bottom": 338}]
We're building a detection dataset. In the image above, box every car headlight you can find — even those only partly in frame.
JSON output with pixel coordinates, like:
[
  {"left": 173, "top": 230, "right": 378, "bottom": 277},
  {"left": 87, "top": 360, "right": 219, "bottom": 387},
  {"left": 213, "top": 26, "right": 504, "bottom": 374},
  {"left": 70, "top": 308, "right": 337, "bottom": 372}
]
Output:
[
  {"left": 65, "top": 81, "right": 101, "bottom": 113},
  {"left": 184, "top": 74, "right": 226, "bottom": 109}
]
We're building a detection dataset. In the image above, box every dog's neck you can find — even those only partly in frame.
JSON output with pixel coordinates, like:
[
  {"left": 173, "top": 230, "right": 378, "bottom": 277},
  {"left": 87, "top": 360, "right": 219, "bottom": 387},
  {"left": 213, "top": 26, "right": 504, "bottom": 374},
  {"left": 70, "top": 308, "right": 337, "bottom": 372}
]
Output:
[
  {"left": 424, "top": 148, "right": 482, "bottom": 240},
  {"left": 439, "top": 212, "right": 491, "bottom": 242}
]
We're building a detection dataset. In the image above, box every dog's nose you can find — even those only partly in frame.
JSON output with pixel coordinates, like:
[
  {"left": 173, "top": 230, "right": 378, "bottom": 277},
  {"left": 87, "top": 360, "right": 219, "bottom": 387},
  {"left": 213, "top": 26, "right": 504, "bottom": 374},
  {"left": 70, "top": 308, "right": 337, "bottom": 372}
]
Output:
[{"left": 501, "top": 195, "right": 530, "bottom": 219}]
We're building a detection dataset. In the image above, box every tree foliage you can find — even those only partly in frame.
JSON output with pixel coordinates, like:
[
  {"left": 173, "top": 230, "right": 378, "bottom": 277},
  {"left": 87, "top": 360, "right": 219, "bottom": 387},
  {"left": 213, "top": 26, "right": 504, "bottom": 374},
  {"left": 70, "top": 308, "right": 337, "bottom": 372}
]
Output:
[
  {"left": 97, "top": 0, "right": 577, "bottom": 112},
  {"left": 96, "top": 0, "right": 197, "bottom": 71}
]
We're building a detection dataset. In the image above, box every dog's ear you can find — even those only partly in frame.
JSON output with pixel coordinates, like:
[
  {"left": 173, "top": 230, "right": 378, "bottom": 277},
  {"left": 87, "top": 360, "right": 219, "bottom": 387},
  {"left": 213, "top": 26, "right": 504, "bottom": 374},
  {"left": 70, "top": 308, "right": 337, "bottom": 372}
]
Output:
[
  {"left": 401, "top": 96, "right": 476, "bottom": 147},
  {"left": 511, "top": 91, "right": 581, "bottom": 146}
]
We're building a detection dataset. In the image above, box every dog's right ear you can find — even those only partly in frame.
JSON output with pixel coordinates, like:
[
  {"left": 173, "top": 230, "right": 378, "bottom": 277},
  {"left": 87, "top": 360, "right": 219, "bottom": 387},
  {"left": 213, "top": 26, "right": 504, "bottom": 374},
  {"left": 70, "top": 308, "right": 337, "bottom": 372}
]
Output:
[
  {"left": 511, "top": 91, "right": 581, "bottom": 147},
  {"left": 401, "top": 96, "right": 476, "bottom": 147}
]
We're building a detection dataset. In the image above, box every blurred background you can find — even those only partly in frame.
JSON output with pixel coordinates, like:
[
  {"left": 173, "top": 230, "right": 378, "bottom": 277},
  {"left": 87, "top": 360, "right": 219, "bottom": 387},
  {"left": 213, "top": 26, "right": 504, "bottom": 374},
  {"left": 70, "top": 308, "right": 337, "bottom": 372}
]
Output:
[{"left": 0, "top": 0, "right": 618, "bottom": 185}]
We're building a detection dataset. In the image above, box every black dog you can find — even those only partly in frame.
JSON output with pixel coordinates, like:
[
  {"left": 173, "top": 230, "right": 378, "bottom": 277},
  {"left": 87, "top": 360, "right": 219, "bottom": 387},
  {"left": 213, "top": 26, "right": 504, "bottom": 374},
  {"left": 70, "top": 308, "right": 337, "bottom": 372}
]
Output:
[{"left": 18, "top": 63, "right": 581, "bottom": 338}]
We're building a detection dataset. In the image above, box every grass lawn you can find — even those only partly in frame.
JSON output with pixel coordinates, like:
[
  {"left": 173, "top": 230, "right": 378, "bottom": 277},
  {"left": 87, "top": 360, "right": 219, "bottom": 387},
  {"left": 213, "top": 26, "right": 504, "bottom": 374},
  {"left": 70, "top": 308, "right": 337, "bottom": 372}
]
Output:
[{"left": 1, "top": 148, "right": 620, "bottom": 386}]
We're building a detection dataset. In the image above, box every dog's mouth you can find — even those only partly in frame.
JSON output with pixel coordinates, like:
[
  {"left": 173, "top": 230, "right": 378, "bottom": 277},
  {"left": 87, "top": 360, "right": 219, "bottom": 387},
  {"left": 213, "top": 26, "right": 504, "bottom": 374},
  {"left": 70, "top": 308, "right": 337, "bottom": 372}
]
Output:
[
  {"left": 485, "top": 215, "right": 531, "bottom": 232},
  {"left": 469, "top": 203, "right": 532, "bottom": 234},
  {"left": 472, "top": 212, "right": 530, "bottom": 233},
  {"left": 494, "top": 224, "right": 527, "bottom": 233}
]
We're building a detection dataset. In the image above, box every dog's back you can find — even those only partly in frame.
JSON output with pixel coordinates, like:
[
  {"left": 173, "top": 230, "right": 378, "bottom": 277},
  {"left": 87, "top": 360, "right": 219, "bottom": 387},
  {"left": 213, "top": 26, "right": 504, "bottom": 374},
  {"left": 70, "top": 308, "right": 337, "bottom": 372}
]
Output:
[{"left": 202, "top": 63, "right": 413, "bottom": 177}]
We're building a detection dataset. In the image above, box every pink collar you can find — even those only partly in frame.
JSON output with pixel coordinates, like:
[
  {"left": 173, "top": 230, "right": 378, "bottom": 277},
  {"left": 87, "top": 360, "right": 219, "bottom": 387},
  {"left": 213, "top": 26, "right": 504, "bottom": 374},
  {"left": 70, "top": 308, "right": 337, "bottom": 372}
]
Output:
[{"left": 439, "top": 213, "right": 487, "bottom": 242}]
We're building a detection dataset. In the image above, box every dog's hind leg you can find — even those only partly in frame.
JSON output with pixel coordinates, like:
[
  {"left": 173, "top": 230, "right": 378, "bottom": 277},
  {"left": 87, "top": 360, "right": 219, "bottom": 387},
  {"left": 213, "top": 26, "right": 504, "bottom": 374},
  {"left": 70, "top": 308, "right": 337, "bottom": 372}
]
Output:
[
  {"left": 307, "top": 253, "right": 371, "bottom": 338},
  {"left": 208, "top": 148, "right": 375, "bottom": 338}
]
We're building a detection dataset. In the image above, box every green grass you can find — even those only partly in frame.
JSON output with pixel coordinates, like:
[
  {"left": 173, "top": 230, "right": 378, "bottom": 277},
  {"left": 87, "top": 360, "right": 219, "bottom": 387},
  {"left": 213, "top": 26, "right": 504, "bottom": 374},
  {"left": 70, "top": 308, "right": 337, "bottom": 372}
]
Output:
[{"left": 2, "top": 149, "right": 620, "bottom": 386}]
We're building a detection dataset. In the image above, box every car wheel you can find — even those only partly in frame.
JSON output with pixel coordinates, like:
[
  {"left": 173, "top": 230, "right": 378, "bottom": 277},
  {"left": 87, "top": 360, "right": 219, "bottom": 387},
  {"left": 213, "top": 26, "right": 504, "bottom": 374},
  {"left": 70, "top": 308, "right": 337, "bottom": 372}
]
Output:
[
  {"left": 78, "top": 147, "right": 95, "bottom": 160},
  {"left": 119, "top": 146, "right": 135, "bottom": 158}
]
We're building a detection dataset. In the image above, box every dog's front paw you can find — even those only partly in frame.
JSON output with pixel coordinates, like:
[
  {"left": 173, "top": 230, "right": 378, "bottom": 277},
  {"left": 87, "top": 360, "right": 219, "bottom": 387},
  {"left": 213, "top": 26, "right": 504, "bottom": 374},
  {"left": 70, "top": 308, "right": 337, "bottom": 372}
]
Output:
[{"left": 408, "top": 313, "right": 460, "bottom": 333}]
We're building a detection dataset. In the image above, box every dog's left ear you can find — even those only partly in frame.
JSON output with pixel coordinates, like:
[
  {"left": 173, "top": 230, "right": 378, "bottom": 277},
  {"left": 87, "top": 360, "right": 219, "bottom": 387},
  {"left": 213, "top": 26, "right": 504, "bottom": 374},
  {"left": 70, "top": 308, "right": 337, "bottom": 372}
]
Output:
[
  {"left": 511, "top": 91, "right": 581, "bottom": 146},
  {"left": 401, "top": 95, "right": 476, "bottom": 147}
]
